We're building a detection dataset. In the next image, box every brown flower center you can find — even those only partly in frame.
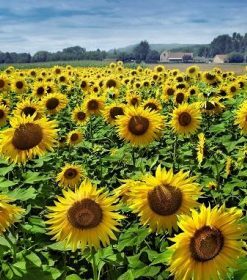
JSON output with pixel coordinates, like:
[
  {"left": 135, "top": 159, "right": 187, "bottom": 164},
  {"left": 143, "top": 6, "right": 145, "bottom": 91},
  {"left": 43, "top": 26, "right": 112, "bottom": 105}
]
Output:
[
  {"left": 190, "top": 226, "right": 224, "bottom": 262},
  {"left": 77, "top": 111, "right": 86, "bottom": 121},
  {"left": 22, "top": 106, "right": 36, "bottom": 116},
  {"left": 106, "top": 79, "right": 117, "bottom": 88},
  {"left": 16, "top": 81, "right": 24, "bottom": 89},
  {"left": 131, "top": 98, "right": 139, "bottom": 106},
  {"left": 144, "top": 103, "right": 158, "bottom": 111},
  {"left": 37, "top": 87, "right": 45, "bottom": 96},
  {"left": 81, "top": 81, "right": 87, "bottom": 89},
  {"left": 109, "top": 107, "right": 124, "bottom": 119},
  {"left": 12, "top": 123, "right": 43, "bottom": 150},
  {"left": 55, "top": 69, "right": 61, "bottom": 74},
  {"left": 205, "top": 73, "right": 215, "bottom": 80},
  {"left": 70, "top": 133, "right": 79, "bottom": 142},
  {"left": 178, "top": 112, "right": 192, "bottom": 126},
  {"left": 88, "top": 100, "right": 99, "bottom": 111},
  {"left": 47, "top": 86, "right": 52, "bottom": 94},
  {"left": 0, "top": 109, "right": 4, "bottom": 119},
  {"left": 0, "top": 79, "right": 5, "bottom": 88},
  {"left": 230, "top": 86, "right": 236, "bottom": 93},
  {"left": 205, "top": 101, "right": 216, "bottom": 110},
  {"left": 176, "top": 93, "right": 184, "bottom": 104},
  {"left": 167, "top": 88, "right": 174, "bottom": 96},
  {"left": 46, "top": 98, "right": 59, "bottom": 110},
  {"left": 148, "top": 185, "right": 182, "bottom": 216},
  {"left": 67, "top": 199, "right": 103, "bottom": 229},
  {"left": 64, "top": 168, "right": 78, "bottom": 179},
  {"left": 128, "top": 116, "right": 149, "bottom": 135}
]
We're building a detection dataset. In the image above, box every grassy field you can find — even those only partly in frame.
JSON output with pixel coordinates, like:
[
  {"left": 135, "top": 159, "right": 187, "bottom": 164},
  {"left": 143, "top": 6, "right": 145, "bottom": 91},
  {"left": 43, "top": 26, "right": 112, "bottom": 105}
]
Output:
[{"left": 0, "top": 60, "right": 246, "bottom": 74}]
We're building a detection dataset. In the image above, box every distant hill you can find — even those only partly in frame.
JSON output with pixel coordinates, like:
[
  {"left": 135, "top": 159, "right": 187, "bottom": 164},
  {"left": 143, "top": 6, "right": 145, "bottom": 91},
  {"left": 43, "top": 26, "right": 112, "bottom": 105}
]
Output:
[{"left": 108, "top": 43, "right": 207, "bottom": 54}]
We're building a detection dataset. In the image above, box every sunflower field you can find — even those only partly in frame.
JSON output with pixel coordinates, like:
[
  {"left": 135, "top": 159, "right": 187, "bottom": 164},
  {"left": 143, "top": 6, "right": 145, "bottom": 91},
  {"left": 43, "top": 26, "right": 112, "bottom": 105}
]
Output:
[{"left": 0, "top": 63, "right": 246, "bottom": 280}]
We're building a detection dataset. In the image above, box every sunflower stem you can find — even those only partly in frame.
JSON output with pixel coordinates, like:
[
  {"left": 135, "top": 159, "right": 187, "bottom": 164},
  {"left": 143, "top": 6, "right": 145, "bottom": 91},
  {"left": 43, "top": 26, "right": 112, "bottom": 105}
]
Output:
[
  {"left": 173, "top": 135, "right": 178, "bottom": 170},
  {"left": 131, "top": 147, "right": 136, "bottom": 167},
  {"left": 91, "top": 248, "right": 98, "bottom": 280}
]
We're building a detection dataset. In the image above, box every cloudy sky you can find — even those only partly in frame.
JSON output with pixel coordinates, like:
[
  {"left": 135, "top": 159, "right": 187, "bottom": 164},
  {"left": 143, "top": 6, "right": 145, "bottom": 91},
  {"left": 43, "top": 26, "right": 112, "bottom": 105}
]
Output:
[{"left": 0, "top": 0, "right": 246, "bottom": 53}]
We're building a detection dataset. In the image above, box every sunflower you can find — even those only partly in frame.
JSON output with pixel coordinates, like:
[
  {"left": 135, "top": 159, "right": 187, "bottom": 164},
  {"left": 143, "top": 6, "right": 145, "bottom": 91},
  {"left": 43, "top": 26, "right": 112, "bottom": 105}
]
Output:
[
  {"left": 42, "top": 93, "right": 68, "bottom": 114},
  {"left": 67, "top": 129, "right": 83, "bottom": 146},
  {"left": 201, "top": 99, "right": 225, "bottom": 115},
  {"left": 13, "top": 98, "right": 43, "bottom": 119},
  {"left": 129, "top": 166, "right": 201, "bottom": 233},
  {"left": 174, "top": 89, "right": 189, "bottom": 105},
  {"left": 171, "top": 103, "right": 201, "bottom": 136},
  {"left": 0, "top": 74, "right": 10, "bottom": 92},
  {"left": 0, "top": 115, "right": 57, "bottom": 164},
  {"left": 11, "top": 76, "right": 27, "bottom": 94},
  {"left": 0, "top": 104, "right": 9, "bottom": 127},
  {"left": 127, "top": 93, "right": 141, "bottom": 107},
  {"left": 32, "top": 81, "right": 47, "bottom": 99},
  {"left": 83, "top": 94, "right": 104, "bottom": 115},
  {"left": 227, "top": 82, "right": 240, "bottom": 96},
  {"left": 188, "top": 85, "right": 199, "bottom": 96},
  {"left": 167, "top": 205, "right": 246, "bottom": 280},
  {"left": 162, "top": 84, "right": 176, "bottom": 101},
  {"left": 102, "top": 103, "right": 125, "bottom": 124},
  {"left": 142, "top": 98, "right": 162, "bottom": 112},
  {"left": 71, "top": 106, "right": 88, "bottom": 126},
  {"left": 116, "top": 106, "right": 164, "bottom": 146},
  {"left": 104, "top": 77, "right": 120, "bottom": 90},
  {"left": 0, "top": 194, "right": 24, "bottom": 234},
  {"left": 46, "top": 179, "right": 123, "bottom": 250},
  {"left": 186, "top": 65, "right": 200, "bottom": 77},
  {"left": 56, "top": 164, "right": 84, "bottom": 189},
  {"left": 235, "top": 102, "right": 247, "bottom": 134},
  {"left": 203, "top": 71, "right": 217, "bottom": 85}
]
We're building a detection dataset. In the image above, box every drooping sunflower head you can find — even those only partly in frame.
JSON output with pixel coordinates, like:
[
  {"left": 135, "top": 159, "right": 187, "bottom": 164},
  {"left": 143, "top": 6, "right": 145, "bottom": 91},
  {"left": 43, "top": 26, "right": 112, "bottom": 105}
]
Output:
[
  {"left": 171, "top": 103, "right": 201, "bottom": 136},
  {"left": 71, "top": 106, "right": 88, "bottom": 125},
  {"left": 202, "top": 98, "right": 224, "bottom": 115},
  {"left": 102, "top": 103, "right": 125, "bottom": 124},
  {"left": 116, "top": 106, "right": 164, "bottom": 146},
  {"left": 83, "top": 94, "right": 105, "bottom": 115},
  {"left": 42, "top": 93, "right": 68, "bottom": 115},
  {"left": 46, "top": 180, "right": 123, "bottom": 250},
  {"left": 0, "top": 115, "right": 57, "bottom": 164},
  {"left": 13, "top": 98, "right": 43, "bottom": 120},
  {"left": 56, "top": 163, "right": 85, "bottom": 189},
  {"left": 67, "top": 129, "right": 83, "bottom": 146},
  {"left": 0, "top": 194, "right": 24, "bottom": 234},
  {"left": 129, "top": 165, "right": 201, "bottom": 233},
  {"left": 167, "top": 205, "right": 246, "bottom": 280},
  {"left": 0, "top": 104, "right": 9, "bottom": 127}
]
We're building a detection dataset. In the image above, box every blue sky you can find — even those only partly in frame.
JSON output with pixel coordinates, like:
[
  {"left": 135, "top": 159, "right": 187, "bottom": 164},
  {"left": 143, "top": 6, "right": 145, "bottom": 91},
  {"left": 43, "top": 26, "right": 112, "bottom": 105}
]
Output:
[{"left": 0, "top": 0, "right": 246, "bottom": 53}]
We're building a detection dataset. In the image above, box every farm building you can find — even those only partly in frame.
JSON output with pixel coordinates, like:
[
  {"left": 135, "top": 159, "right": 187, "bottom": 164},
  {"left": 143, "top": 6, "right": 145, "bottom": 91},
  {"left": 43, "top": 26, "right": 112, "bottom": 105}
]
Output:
[
  {"left": 213, "top": 54, "right": 228, "bottom": 63},
  {"left": 160, "top": 51, "right": 193, "bottom": 62}
]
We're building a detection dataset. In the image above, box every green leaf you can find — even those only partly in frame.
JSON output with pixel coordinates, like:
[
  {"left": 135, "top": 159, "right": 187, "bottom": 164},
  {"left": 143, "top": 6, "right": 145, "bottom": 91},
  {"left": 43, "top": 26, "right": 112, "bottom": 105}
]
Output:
[
  {"left": 23, "top": 171, "right": 50, "bottom": 184},
  {"left": 66, "top": 274, "right": 82, "bottom": 280},
  {"left": 0, "top": 178, "right": 18, "bottom": 189},
  {"left": 0, "top": 164, "right": 15, "bottom": 176},
  {"left": 118, "top": 270, "right": 134, "bottom": 280},
  {"left": 7, "top": 187, "right": 37, "bottom": 201}
]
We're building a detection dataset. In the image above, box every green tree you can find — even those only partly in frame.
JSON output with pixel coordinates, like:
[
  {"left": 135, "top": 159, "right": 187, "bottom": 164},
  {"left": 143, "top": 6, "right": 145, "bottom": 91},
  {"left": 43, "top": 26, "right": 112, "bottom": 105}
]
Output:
[{"left": 133, "top": 40, "right": 150, "bottom": 62}]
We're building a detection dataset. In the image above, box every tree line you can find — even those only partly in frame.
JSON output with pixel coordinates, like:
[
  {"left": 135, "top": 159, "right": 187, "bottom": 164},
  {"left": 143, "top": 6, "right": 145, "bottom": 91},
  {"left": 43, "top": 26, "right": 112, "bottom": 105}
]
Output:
[{"left": 0, "top": 33, "right": 246, "bottom": 64}]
